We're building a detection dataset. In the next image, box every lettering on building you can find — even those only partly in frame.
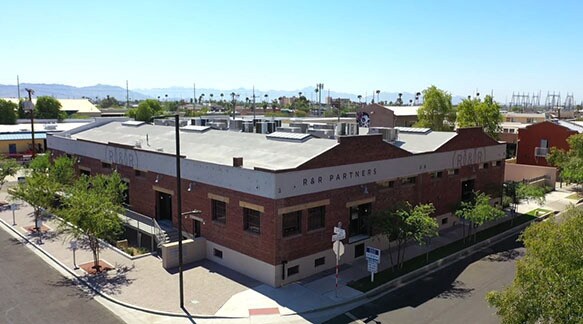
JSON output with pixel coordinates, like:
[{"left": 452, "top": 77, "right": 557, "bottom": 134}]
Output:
[
  {"left": 302, "top": 168, "right": 377, "bottom": 186},
  {"left": 452, "top": 148, "right": 486, "bottom": 168},
  {"left": 105, "top": 147, "right": 139, "bottom": 168}
]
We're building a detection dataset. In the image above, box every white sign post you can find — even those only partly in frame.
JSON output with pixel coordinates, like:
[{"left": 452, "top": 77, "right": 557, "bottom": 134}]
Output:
[
  {"left": 332, "top": 222, "right": 345, "bottom": 297},
  {"left": 36, "top": 217, "right": 43, "bottom": 245},
  {"left": 11, "top": 204, "right": 16, "bottom": 226},
  {"left": 366, "top": 246, "right": 381, "bottom": 282},
  {"left": 70, "top": 240, "right": 79, "bottom": 269}
]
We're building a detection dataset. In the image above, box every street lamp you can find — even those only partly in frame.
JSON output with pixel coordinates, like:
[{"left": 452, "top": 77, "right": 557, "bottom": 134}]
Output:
[
  {"left": 24, "top": 88, "right": 36, "bottom": 158},
  {"left": 149, "top": 114, "right": 187, "bottom": 308}
]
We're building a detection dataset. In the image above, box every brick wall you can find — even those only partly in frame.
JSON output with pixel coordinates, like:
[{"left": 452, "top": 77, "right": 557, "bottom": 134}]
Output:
[{"left": 517, "top": 121, "right": 576, "bottom": 166}]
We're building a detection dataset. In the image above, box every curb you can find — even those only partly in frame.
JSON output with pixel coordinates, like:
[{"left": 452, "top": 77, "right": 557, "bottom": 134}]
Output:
[{"left": 0, "top": 216, "right": 246, "bottom": 320}]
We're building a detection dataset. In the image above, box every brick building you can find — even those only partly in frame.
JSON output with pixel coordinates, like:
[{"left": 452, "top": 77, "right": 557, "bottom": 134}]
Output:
[
  {"left": 47, "top": 119, "right": 505, "bottom": 287},
  {"left": 357, "top": 104, "right": 419, "bottom": 128},
  {"left": 517, "top": 120, "right": 583, "bottom": 166}
]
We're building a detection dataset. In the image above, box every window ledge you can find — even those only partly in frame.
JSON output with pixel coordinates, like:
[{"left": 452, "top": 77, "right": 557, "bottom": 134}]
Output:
[
  {"left": 307, "top": 227, "right": 326, "bottom": 234},
  {"left": 283, "top": 233, "right": 302, "bottom": 240},
  {"left": 212, "top": 220, "right": 226, "bottom": 226},
  {"left": 348, "top": 234, "right": 369, "bottom": 244}
]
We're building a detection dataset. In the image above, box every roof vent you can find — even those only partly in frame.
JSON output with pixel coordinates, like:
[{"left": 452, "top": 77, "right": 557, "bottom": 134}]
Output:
[
  {"left": 180, "top": 125, "right": 211, "bottom": 133},
  {"left": 44, "top": 124, "right": 57, "bottom": 130},
  {"left": 156, "top": 147, "right": 164, "bottom": 152},
  {"left": 266, "top": 132, "right": 312, "bottom": 142},
  {"left": 122, "top": 120, "right": 145, "bottom": 127},
  {"left": 135, "top": 140, "right": 142, "bottom": 148},
  {"left": 369, "top": 127, "right": 399, "bottom": 142},
  {"left": 233, "top": 157, "right": 243, "bottom": 167}
]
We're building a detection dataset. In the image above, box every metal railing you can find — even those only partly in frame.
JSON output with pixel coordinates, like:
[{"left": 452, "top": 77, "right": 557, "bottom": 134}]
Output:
[
  {"left": 123, "top": 208, "right": 168, "bottom": 247},
  {"left": 534, "top": 147, "right": 549, "bottom": 157}
]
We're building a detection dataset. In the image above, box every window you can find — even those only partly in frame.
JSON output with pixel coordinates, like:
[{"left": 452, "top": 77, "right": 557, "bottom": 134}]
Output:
[
  {"left": 354, "top": 243, "right": 365, "bottom": 258},
  {"left": 213, "top": 248, "right": 223, "bottom": 259},
  {"left": 212, "top": 200, "right": 227, "bottom": 224},
  {"left": 377, "top": 180, "right": 395, "bottom": 188},
  {"left": 314, "top": 257, "right": 325, "bottom": 267},
  {"left": 244, "top": 208, "right": 261, "bottom": 234},
  {"left": 401, "top": 176, "right": 416, "bottom": 185},
  {"left": 308, "top": 206, "right": 325, "bottom": 230},
  {"left": 282, "top": 211, "right": 302, "bottom": 237},
  {"left": 441, "top": 217, "right": 448, "bottom": 225},
  {"left": 430, "top": 171, "right": 443, "bottom": 179},
  {"left": 102, "top": 162, "right": 111, "bottom": 169},
  {"left": 134, "top": 170, "right": 143, "bottom": 177},
  {"left": 448, "top": 168, "right": 460, "bottom": 176},
  {"left": 79, "top": 169, "right": 91, "bottom": 177},
  {"left": 483, "top": 163, "right": 489, "bottom": 169},
  {"left": 496, "top": 160, "right": 502, "bottom": 167},
  {"left": 540, "top": 139, "right": 548, "bottom": 148},
  {"left": 287, "top": 265, "right": 299, "bottom": 276}
]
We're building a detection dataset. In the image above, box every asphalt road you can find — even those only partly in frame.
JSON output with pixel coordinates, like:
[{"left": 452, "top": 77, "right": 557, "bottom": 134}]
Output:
[
  {"left": 326, "top": 234, "right": 524, "bottom": 324},
  {"left": 0, "top": 228, "right": 125, "bottom": 324}
]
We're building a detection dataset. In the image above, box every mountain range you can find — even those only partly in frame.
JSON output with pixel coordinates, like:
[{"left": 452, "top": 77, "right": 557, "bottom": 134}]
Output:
[{"left": 0, "top": 83, "right": 465, "bottom": 104}]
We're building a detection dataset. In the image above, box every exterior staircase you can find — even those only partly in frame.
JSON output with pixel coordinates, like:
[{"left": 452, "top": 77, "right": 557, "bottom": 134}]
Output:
[{"left": 156, "top": 220, "right": 180, "bottom": 246}]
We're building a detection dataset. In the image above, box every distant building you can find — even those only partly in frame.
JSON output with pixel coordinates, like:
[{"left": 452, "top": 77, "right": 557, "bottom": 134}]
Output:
[
  {"left": 517, "top": 120, "right": 583, "bottom": 166},
  {"left": 356, "top": 104, "right": 420, "bottom": 128},
  {"left": 503, "top": 112, "right": 546, "bottom": 124},
  {"left": 1, "top": 98, "right": 101, "bottom": 117}
]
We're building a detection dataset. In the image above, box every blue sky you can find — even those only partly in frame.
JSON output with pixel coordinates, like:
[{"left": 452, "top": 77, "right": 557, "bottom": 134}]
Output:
[{"left": 1, "top": 0, "right": 582, "bottom": 101}]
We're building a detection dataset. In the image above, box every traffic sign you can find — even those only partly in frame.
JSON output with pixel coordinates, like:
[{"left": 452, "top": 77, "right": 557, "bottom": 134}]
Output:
[
  {"left": 332, "top": 240, "right": 344, "bottom": 257},
  {"left": 367, "top": 260, "right": 378, "bottom": 273},
  {"left": 366, "top": 246, "right": 381, "bottom": 263},
  {"left": 332, "top": 227, "right": 346, "bottom": 241}
]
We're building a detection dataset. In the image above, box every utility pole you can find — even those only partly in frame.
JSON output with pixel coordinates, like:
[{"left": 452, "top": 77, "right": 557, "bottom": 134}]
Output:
[
  {"left": 252, "top": 86, "right": 256, "bottom": 126},
  {"left": 316, "top": 83, "right": 324, "bottom": 117},
  {"left": 126, "top": 80, "right": 130, "bottom": 109},
  {"left": 193, "top": 83, "right": 196, "bottom": 105},
  {"left": 17, "top": 75, "right": 21, "bottom": 103},
  {"left": 24, "top": 88, "right": 36, "bottom": 158}
]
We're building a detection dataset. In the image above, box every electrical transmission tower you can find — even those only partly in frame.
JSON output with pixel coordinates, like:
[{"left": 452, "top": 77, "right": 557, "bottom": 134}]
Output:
[
  {"left": 564, "top": 93, "right": 575, "bottom": 110},
  {"left": 545, "top": 92, "right": 561, "bottom": 110}
]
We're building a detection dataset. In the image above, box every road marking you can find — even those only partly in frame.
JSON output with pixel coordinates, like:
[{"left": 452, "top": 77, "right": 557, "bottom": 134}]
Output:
[{"left": 345, "top": 311, "right": 366, "bottom": 324}]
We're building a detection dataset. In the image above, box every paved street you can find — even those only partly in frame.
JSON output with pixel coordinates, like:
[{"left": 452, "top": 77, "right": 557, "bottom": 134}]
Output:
[
  {"left": 326, "top": 234, "right": 524, "bottom": 324},
  {"left": 0, "top": 229, "right": 125, "bottom": 324}
]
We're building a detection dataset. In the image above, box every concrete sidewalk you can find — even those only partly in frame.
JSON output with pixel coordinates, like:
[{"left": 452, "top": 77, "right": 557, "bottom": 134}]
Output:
[{"left": 0, "top": 182, "right": 579, "bottom": 323}]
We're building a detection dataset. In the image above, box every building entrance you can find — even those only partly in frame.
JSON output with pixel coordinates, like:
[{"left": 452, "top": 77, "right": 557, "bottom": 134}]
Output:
[
  {"left": 156, "top": 191, "right": 172, "bottom": 221},
  {"left": 461, "top": 179, "right": 475, "bottom": 202},
  {"left": 349, "top": 203, "right": 371, "bottom": 239}
]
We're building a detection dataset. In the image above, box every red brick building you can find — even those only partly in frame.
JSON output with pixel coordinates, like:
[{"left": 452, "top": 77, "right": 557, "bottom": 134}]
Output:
[
  {"left": 48, "top": 119, "right": 505, "bottom": 286},
  {"left": 517, "top": 120, "right": 583, "bottom": 166}
]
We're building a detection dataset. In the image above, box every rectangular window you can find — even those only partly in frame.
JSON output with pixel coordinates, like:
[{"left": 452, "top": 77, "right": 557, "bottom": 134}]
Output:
[
  {"left": 102, "top": 162, "right": 111, "bottom": 169},
  {"left": 134, "top": 170, "right": 143, "bottom": 177},
  {"left": 483, "top": 163, "right": 489, "bottom": 169},
  {"left": 308, "top": 206, "right": 326, "bottom": 230},
  {"left": 213, "top": 248, "right": 223, "bottom": 259},
  {"left": 448, "top": 168, "right": 460, "bottom": 176},
  {"left": 80, "top": 169, "right": 91, "bottom": 177},
  {"left": 401, "top": 176, "right": 416, "bottom": 185},
  {"left": 496, "top": 160, "right": 502, "bottom": 167},
  {"left": 212, "top": 200, "right": 227, "bottom": 224},
  {"left": 314, "top": 257, "right": 325, "bottom": 267},
  {"left": 540, "top": 139, "right": 548, "bottom": 148},
  {"left": 282, "top": 211, "right": 302, "bottom": 237},
  {"left": 244, "top": 208, "right": 261, "bottom": 234},
  {"left": 287, "top": 265, "right": 299, "bottom": 276},
  {"left": 441, "top": 217, "right": 448, "bottom": 225},
  {"left": 354, "top": 243, "right": 365, "bottom": 258},
  {"left": 430, "top": 171, "right": 443, "bottom": 179}
]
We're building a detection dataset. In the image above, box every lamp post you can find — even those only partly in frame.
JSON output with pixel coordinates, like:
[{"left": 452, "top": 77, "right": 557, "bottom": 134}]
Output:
[{"left": 24, "top": 88, "right": 36, "bottom": 158}]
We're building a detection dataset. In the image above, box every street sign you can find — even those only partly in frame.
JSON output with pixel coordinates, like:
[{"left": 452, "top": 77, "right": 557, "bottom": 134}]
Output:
[
  {"left": 366, "top": 246, "right": 381, "bottom": 263},
  {"left": 332, "top": 227, "right": 346, "bottom": 241},
  {"left": 367, "top": 260, "right": 378, "bottom": 273},
  {"left": 332, "top": 240, "right": 345, "bottom": 257},
  {"left": 70, "top": 240, "right": 77, "bottom": 250}
]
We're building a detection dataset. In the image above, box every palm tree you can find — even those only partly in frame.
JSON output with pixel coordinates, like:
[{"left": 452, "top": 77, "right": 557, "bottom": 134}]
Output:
[
  {"left": 357, "top": 95, "right": 362, "bottom": 105},
  {"left": 220, "top": 93, "right": 224, "bottom": 103},
  {"left": 298, "top": 91, "right": 303, "bottom": 98},
  {"left": 376, "top": 90, "right": 381, "bottom": 104},
  {"left": 397, "top": 93, "right": 403, "bottom": 106},
  {"left": 209, "top": 93, "right": 214, "bottom": 104}
]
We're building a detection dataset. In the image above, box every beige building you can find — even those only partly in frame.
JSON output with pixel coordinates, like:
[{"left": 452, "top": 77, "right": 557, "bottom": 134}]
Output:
[
  {"left": 502, "top": 112, "right": 546, "bottom": 124},
  {"left": 357, "top": 104, "right": 420, "bottom": 128},
  {"left": 1, "top": 98, "right": 101, "bottom": 117}
]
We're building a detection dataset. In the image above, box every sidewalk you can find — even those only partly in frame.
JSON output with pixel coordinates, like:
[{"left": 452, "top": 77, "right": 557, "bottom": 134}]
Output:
[{"left": 0, "top": 182, "right": 579, "bottom": 323}]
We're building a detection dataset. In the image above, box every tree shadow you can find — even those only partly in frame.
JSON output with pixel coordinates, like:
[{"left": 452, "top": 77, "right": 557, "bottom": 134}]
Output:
[
  {"left": 485, "top": 248, "right": 524, "bottom": 262},
  {"left": 436, "top": 280, "right": 475, "bottom": 299},
  {"left": 82, "top": 263, "right": 136, "bottom": 296}
]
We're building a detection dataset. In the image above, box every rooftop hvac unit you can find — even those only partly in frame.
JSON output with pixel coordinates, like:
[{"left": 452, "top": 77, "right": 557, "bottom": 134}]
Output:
[
  {"left": 369, "top": 127, "right": 399, "bottom": 142},
  {"left": 336, "top": 123, "right": 358, "bottom": 136},
  {"left": 44, "top": 124, "right": 58, "bottom": 130},
  {"left": 135, "top": 140, "right": 142, "bottom": 148},
  {"left": 242, "top": 121, "right": 254, "bottom": 133},
  {"left": 229, "top": 119, "right": 243, "bottom": 131},
  {"left": 210, "top": 121, "right": 227, "bottom": 130}
]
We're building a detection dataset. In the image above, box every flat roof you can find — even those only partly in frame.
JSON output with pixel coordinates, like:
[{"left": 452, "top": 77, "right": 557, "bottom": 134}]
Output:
[
  {"left": 384, "top": 105, "right": 420, "bottom": 116},
  {"left": 393, "top": 131, "right": 456, "bottom": 153},
  {"left": 70, "top": 122, "right": 338, "bottom": 170},
  {"left": 1, "top": 98, "right": 100, "bottom": 114},
  {"left": 0, "top": 122, "right": 91, "bottom": 133}
]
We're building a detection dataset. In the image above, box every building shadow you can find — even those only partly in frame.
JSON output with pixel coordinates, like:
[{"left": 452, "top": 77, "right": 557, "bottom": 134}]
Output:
[{"left": 321, "top": 233, "right": 523, "bottom": 324}]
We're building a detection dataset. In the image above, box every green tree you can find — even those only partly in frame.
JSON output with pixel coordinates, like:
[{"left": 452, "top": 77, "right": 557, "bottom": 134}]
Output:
[
  {"left": 373, "top": 202, "right": 438, "bottom": 270},
  {"left": 457, "top": 95, "right": 503, "bottom": 139},
  {"left": 10, "top": 154, "right": 75, "bottom": 227},
  {"left": 59, "top": 172, "right": 126, "bottom": 272},
  {"left": 486, "top": 207, "right": 583, "bottom": 323},
  {"left": 35, "top": 96, "right": 65, "bottom": 120},
  {"left": 455, "top": 192, "right": 506, "bottom": 243},
  {"left": 415, "top": 85, "right": 456, "bottom": 131},
  {"left": 99, "top": 96, "right": 119, "bottom": 108},
  {"left": 0, "top": 99, "right": 18, "bottom": 124},
  {"left": 290, "top": 96, "right": 311, "bottom": 113},
  {"left": 0, "top": 156, "right": 20, "bottom": 189},
  {"left": 547, "top": 133, "right": 583, "bottom": 186},
  {"left": 134, "top": 99, "right": 164, "bottom": 121}
]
